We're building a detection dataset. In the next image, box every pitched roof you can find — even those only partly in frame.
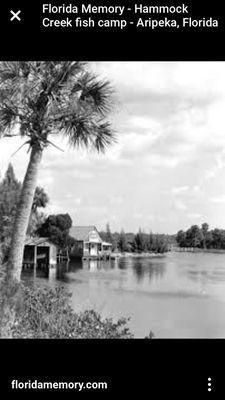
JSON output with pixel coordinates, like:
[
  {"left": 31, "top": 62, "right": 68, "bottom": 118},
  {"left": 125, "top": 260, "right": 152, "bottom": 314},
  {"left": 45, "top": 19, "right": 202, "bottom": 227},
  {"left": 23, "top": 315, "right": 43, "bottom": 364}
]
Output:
[{"left": 70, "top": 226, "right": 98, "bottom": 241}]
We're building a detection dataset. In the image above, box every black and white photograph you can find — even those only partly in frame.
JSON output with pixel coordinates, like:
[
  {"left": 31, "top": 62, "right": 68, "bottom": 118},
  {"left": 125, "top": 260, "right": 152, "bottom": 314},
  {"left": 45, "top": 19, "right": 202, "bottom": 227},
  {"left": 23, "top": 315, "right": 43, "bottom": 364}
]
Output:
[
  {"left": 0, "top": 0, "right": 225, "bottom": 396},
  {"left": 1, "top": 61, "right": 225, "bottom": 340}
]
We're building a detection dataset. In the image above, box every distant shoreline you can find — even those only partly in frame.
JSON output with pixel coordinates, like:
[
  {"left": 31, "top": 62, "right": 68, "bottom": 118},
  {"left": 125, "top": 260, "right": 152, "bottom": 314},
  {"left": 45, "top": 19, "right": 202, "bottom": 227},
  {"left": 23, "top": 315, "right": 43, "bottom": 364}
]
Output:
[
  {"left": 172, "top": 248, "right": 225, "bottom": 254},
  {"left": 114, "top": 248, "right": 225, "bottom": 258},
  {"left": 114, "top": 252, "right": 166, "bottom": 258}
]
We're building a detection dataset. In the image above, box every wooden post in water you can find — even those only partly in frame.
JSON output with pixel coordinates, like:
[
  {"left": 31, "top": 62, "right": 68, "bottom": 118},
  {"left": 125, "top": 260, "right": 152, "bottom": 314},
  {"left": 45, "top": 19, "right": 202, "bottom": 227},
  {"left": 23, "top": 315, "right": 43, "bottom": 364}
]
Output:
[{"left": 34, "top": 244, "right": 37, "bottom": 278}]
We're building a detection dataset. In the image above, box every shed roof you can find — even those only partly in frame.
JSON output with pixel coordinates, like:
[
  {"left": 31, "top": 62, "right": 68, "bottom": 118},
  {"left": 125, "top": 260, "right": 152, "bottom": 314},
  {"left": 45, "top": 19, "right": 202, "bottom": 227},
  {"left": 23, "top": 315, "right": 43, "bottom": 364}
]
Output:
[
  {"left": 25, "top": 237, "right": 53, "bottom": 246},
  {"left": 70, "top": 226, "right": 97, "bottom": 241}
]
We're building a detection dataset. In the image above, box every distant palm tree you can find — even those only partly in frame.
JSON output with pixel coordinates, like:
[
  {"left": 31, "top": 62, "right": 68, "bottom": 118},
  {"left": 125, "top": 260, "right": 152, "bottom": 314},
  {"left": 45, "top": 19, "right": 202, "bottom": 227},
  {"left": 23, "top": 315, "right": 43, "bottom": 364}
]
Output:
[{"left": 0, "top": 62, "right": 115, "bottom": 282}]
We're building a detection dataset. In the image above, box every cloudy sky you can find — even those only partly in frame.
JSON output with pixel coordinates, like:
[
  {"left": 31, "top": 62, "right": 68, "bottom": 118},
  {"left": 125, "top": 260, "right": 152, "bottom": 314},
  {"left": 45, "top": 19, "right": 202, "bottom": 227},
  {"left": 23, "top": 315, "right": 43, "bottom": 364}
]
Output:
[{"left": 1, "top": 62, "right": 225, "bottom": 234}]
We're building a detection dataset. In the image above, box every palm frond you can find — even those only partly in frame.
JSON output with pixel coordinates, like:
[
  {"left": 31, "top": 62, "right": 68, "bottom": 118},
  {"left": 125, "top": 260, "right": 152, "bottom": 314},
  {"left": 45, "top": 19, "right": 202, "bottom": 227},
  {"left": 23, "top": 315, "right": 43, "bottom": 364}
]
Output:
[
  {"left": 62, "top": 114, "right": 93, "bottom": 148},
  {"left": 0, "top": 61, "right": 116, "bottom": 153},
  {"left": 0, "top": 106, "right": 18, "bottom": 135},
  {"left": 59, "top": 110, "right": 115, "bottom": 152},
  {"left": 74, "top": 72, "right": 114, "bottom": 116},
  {"left": 57, "top": 61, "right": 85, "bottom": 86},
  {"left": 45, "top": 62, "right": 85, "bottom": 96},
  {"left": 94, "top": 122, "right": 116, "bottom": 152},
  {"left": 18, "top": 62, "right": 32, "bottom": 78},
  {"left": 0, "top": 62, "right": 20, "bottom": 85}
]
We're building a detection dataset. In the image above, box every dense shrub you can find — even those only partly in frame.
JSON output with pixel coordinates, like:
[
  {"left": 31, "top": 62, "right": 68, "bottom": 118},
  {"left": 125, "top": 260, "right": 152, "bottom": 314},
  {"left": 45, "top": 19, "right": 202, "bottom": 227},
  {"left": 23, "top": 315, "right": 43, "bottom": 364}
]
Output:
[{"left": 12, "top": 285, "right": 133, "bottom": 339}]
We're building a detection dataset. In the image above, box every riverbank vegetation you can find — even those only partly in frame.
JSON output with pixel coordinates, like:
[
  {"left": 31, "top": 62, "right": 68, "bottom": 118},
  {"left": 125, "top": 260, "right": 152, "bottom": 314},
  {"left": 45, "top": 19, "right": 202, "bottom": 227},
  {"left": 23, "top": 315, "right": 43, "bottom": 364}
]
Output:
[
  {"left": 176, "top": 223, "right": 225, "bottom": 250},
  {"left": 12, "top": 285, "right": 133, "bottom": 339},
  {"left": 0, "top": 264, "right": 134, "bottom": 338}
]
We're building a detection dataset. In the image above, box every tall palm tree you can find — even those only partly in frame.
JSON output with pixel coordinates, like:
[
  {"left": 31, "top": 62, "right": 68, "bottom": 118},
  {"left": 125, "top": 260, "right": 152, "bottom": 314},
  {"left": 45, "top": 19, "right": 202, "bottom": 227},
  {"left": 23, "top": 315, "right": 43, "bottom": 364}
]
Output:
[{"left": 0, "top": 62, "right": 115, "bottom": 282}]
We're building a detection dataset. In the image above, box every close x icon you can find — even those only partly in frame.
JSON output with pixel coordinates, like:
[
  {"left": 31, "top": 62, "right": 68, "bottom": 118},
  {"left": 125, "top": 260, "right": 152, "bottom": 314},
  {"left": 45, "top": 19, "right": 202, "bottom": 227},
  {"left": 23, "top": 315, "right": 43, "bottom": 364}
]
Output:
[{"left": 10, "top": 10, "right": 21, "bottom": 21}]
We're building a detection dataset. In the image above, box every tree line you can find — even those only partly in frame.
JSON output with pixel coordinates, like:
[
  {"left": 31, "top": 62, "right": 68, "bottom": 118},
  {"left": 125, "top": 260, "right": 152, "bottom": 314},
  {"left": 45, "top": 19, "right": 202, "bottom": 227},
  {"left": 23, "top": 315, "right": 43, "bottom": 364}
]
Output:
[
  {"left": 176, "top": 223, "right": 225, "bottom": 249},
  {"left": 100, "top": 223, "right": 172, "bottom": 254}
]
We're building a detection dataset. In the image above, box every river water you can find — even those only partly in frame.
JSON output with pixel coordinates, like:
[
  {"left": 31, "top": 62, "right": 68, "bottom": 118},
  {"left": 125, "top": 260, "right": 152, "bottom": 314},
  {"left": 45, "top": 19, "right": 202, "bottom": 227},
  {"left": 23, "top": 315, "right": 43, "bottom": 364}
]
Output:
[{"left": 21, "top": 252, "right": 225, "bottom": 338}]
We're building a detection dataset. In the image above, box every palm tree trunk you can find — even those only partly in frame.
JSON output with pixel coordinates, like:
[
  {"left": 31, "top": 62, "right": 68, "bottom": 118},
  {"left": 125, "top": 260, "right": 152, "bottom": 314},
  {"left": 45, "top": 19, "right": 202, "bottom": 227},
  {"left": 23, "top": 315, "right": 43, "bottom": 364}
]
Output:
[
  {"left": 0, "top": 143, "right": 43, "bottom": 336},
  {"left": 8, "top": 144, "right": 43, "bottom": 281}
]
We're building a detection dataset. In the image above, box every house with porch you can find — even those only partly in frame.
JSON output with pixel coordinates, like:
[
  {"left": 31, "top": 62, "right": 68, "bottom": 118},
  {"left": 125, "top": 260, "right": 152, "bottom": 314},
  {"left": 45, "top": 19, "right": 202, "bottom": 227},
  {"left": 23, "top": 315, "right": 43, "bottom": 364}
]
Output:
[{"left": 69, "top": 226, "right": 112, "bottom": 259}]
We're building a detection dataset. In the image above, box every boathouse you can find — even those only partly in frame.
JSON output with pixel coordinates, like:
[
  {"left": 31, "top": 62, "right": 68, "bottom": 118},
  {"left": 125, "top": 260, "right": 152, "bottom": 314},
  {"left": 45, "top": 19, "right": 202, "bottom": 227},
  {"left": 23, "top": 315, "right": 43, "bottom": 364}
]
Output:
[
  {"left": 69, "top": 226, "right": 112, "bottom": 259},
  {"left": 23, "top": 237, "right": 57, "bottom": 269}
]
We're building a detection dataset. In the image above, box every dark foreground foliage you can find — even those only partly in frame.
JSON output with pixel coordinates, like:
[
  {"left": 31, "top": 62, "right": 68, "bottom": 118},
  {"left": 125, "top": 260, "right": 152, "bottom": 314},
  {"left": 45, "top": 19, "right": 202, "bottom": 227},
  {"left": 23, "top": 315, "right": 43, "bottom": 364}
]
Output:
[{"left": 12, "top": 285, "right": 133, "bottom": 339}]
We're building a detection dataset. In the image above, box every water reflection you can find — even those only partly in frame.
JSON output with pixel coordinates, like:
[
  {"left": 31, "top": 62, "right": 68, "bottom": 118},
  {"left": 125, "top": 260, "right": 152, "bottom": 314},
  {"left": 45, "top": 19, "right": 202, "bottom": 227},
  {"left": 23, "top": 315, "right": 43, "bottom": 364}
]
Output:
[
  {"left": 54, "top": 257, "right": 167, "bottom": 285},
  {"left": 133, "top": 260, "right": 165, "bottom": 283},
  {"left": 117, "top": 256, "right": 166, "bottom": 284},
  {"left": 22, "top": 254, "right": 225, "bottom": 288},
  {"left": 22, "top": 255, "right": 167, "bottom": 286}
]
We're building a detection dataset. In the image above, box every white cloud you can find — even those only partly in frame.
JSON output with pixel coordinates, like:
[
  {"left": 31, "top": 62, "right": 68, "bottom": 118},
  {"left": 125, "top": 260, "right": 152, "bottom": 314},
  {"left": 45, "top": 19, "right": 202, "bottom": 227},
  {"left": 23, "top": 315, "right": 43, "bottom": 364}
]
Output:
[
  {"left": 45, "top": 203, "right": 65, "bottom": 215},
  {"left": 146, "top": 154, "right": 180, "bottom": 169},
  {"left": 204, "top": 149, "right": 225, "bottom": 181},
  {"left": 210, "top": 196, "right": 225, "bottom": 204},
  {"left": 133, "top": 213, "right": 143, "bottom": 219},
  {"left": 187, "top": 213, "right": 203, "bottom": 219},
  {"left": 110, "top": 196, "right": 124, "bottom": 205},
  {"left": 174, "top": 200, "right": 187, "bottom": 211},
  {"left": 126, "top": 116, "right": 162, "bottom": 132},
  {"left": 171, "top": 186, "right": 190, "bottom": 195}
]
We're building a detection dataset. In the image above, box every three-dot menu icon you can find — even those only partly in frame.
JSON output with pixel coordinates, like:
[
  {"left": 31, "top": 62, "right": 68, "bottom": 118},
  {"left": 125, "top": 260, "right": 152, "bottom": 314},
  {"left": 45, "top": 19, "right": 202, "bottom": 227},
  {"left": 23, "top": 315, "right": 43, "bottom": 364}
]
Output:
[{"left": 208, "top": 377, "right": 212, "bottom": 392}]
